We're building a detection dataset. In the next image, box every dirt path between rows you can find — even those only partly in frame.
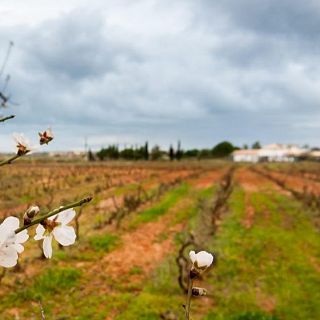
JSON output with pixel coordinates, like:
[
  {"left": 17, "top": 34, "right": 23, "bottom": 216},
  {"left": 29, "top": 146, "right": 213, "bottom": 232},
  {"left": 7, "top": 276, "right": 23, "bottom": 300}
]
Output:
[
  {"left": 81, "top": 169, "right": 225, "bottom": 319},
  {"left": 234, "top": 167, "right": 289, "bottom": 229},
  {"left": 234, "top": 167, "right": 289, "bottom": 194}
]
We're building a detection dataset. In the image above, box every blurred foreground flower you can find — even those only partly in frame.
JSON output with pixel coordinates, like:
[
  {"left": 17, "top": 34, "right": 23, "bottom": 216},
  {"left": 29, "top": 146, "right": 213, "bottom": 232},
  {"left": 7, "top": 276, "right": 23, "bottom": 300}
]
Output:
[
  {"left": 39, "top": 128, "right": 54, "bottom": 145},
  {"left": 34, "top": 209, "right": 76, "bottom": 258},
  {"left": 0, "top": 217, "right": 29, "bottom": 267},
  {"left": 13, "top": 133, "right": 33, "bottom": 155},
  {"left": 185, "top": 250, "right": 214, "bottom": 319}
]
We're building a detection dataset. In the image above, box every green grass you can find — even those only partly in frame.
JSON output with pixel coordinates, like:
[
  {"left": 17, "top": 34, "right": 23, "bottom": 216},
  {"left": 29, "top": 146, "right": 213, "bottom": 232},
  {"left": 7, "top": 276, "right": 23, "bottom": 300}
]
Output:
[
  {"left": 88, "top": 233, "right": 120, "bottom": 252},
  {"left": 114, "top": 185, "right": 217, "bottom": 320},
  {"left": 9, "top": 267, "right": 82, "bottom": 302},
  {"left": 204, "top": 187, "right": 320, "bottom": 320},
  {"left": 115, "top": 257, "right": 184, "bottom": 320},
  {"left": 0, "top": 266, "right": 82, "bottom": 318},
  {"left": 130, "top": 183, "right": 190, "bottom": 226}
]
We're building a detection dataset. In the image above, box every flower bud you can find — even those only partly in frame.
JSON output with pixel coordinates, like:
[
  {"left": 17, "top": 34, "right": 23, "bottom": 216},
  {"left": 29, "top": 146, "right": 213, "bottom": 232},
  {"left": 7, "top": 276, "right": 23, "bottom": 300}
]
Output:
[
  {"left": 23, "top": 206, "right": 40, "bottom": 225},
  {"left": 39, "top": 128, "right": 54, "bottom": 145},
  {"left": 25, "top": 206, "right": 40, "bottom": 219},
  {"left": 13, "top": 133, "right": 32, "bottom": 155},
  {"left": 192, "top": 287, "right": 207, "bottom": 296}
]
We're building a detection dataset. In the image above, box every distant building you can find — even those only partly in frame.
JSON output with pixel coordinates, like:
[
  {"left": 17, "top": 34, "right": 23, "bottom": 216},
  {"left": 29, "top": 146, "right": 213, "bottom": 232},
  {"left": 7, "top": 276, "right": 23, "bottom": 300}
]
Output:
[
  {"left": 308, "top": 150, "right": 320, "bottom": 161},
  {"left": 232, "top": 144, "right": 308, "bottom": 163},
  {"left": 232, "top": 149, "right": 260, "bottom": 163}
]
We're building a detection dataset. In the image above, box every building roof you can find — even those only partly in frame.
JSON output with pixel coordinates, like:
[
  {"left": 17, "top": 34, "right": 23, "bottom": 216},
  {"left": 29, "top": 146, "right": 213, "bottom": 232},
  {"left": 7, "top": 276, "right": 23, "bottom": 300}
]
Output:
[{"left": 232, "top": 149, "right": 259, "bottom": 156}]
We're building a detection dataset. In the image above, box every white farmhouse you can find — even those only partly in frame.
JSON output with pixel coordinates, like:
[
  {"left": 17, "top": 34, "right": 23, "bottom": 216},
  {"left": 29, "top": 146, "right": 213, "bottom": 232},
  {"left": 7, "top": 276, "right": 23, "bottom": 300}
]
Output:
[
  {"left": 232, "top": 149, "right": 260, "bottom": 163},
  {"left": 232, "top": 144, "right": 308, "bottom": 163}
]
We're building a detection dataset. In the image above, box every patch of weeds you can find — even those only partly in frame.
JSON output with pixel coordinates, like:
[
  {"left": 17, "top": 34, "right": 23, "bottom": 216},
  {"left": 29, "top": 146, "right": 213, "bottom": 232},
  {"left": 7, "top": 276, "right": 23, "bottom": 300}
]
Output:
[
  {"left": 206, "top": 312, "right": 279, "bottom": 320},
  {"left": 129, "top": 266, "right": 144, "bottom": 275},
  {"left": 88, "top": 233, "right": 120, "bottom": 252},
  {"left": 9, "top": 267, "right": 82, "bottom": 302},
  {"left": 131, "top": 184, "right": 189, "bottom": 226},
  {"left": 20, "top": 194, "right": 34, "bottom": 203}
]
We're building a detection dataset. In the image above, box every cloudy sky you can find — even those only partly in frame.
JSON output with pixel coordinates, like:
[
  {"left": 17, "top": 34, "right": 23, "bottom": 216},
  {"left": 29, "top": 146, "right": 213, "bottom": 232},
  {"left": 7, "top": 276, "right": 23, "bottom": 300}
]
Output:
[{"left": 0, "top": 0, "right": 319, "bottom": 152}]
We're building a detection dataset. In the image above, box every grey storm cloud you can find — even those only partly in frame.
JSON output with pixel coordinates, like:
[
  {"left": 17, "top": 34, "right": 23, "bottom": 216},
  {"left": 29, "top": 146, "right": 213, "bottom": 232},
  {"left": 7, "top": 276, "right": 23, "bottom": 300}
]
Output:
[{"left": 0, "top": 0, "right": 319, "bottom": 151}]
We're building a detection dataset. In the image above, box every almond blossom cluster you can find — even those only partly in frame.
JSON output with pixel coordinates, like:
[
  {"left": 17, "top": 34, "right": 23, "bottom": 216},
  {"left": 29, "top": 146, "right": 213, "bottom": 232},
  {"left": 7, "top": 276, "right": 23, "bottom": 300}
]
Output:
[
  {"left": 0, "top": 128, "right": 54, "bottom": 167},
  {"left": 14, "top": 128, "right": 53, "bottom": 155},
  {"left": 0, "top": 207, "right": 77, "bottom": 268}
]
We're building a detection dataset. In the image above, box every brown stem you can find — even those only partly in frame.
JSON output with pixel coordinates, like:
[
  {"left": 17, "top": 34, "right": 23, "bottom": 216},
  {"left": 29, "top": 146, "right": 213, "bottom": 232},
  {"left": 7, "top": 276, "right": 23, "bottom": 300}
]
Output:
[
  {"left": 38, "top": 301, "right": 46, "bottom": 320},
  {"left": 15, "top": 196, "right": 93, "bottom": 234},
  {"left": 0, "top": 153, "right": 22, "bottom": 167},
  {"left": 185, "top": 272, "right": 194, "bottom": 320}
]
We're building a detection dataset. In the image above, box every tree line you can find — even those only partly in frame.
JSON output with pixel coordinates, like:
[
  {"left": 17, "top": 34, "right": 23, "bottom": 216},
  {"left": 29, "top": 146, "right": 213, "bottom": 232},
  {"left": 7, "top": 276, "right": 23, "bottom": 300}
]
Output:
[{"left": 89, "top": 140, "right": 256, "bottom": 161}]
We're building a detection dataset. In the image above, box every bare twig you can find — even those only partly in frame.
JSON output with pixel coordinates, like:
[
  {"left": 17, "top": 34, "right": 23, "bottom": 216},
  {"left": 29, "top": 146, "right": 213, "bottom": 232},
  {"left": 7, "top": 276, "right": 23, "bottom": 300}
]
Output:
[
  {"left": 38, "top": 301, "right": 46, "bottom": 320},
  {"left": 15, "top": 196, "right": 93, "bottom": 234},
  {"left": 0, "top": 114, "right": 15, "bottom": 123},
  {"left": 0, "top": 153, "right": 22, "bottom": 167},
  {"left": 0, "top": 41, "right": 14, "bottom": 78},
  {"left": 75, "top": 206, "right": 84, "bottom": 239},
  {"left": 184, "top": 274, "right": 193, "bottom": 320}
]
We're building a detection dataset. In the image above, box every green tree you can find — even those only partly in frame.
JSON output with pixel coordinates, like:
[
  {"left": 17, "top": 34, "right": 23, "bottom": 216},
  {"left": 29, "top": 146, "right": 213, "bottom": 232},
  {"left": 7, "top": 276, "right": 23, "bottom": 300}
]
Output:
[
  {"left": 151, "top": 145, "right": 162, "bottom": 160},
  {"left": 211, "top": 141, "right": 235, "bottom": 158},
  {"left": 183, "top": 149, "right": 199, "bottom": 158},
  {"left": 87, "top": 149, "right": 95, "bottom": 161},
  {"left": 176, "top": 140, "right": 183, "bottom": 161},
  {"left": 96, "top": 145, "right": 119, "bottom": 160},
  {"left": 120, "top": 148, "right": 135, "bottom": 160},
  {"left": 252, "top": 141, "right": 261, "bottom": 149},
  {"left": 144, "top": 141, "right": 149, "bottom": 160},
  {"left": 169, "top": 145, "right": 175, "bottom": 161}
]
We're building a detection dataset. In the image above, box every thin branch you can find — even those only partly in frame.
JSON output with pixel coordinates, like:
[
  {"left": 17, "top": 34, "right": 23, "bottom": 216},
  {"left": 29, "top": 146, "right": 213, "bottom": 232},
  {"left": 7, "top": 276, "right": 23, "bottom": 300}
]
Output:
[
  {"left": 0, "top": 114, "right": 15, "bottom": 123},
  {"left": 0, "top": 41, "right": 14, "bottom": 78},
  {"left": 185, "top": 274, "right": 193, "bottom": 320},
  {"left": 38, "top": 301, "right": 46, "bottom": 320},
  {"left": 15, "top": 196, "right": 93, "bottom": 234},
  {"left": 0, "top": 154, "right": 21, "bottom": 167}
]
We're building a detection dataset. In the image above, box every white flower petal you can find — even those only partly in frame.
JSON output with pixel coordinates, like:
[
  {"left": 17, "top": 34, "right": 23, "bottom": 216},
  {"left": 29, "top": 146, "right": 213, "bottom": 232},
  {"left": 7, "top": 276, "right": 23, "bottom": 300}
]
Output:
[
  {"left": 197, "top": 251, "right": 214, "bottom": 268},
  {"left": 0, "top": 217, "right": 20, "bottom": 245},
  {"left": 34, "top": 224, "right": 45, "bottom": 240},
  {"left": 43, "top": 235, "right": 53, "bottom": 259},
  {"left": 53, "top": 225, "right": 76, "bottom": 246},
  {"left": 48, "top": 214, "right": 58, "bottom": 221},
  {"left": 0, "top": 246, "right": 18, "bottom": 268},
  {"left": 14, "top": 243, "right": 24, "bottom": 254},
  {"left": 189, "top": 251, "right": 196, "bottom": 264},
  {"left": 56, "top": 209, "right": 76, "bottom": 225},
  {"left": 16, "top": 230, "right": 29, "bottom": 244},
  {"left": 190, "top": 251, "right": 214, "bottom": 268}
]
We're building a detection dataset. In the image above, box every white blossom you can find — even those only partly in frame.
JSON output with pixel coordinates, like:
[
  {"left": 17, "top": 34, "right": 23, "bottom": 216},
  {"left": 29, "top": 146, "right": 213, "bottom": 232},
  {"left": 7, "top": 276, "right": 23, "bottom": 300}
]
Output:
[
  {"left": 0, "top": 217, "right": 29, "bottom": 268},
  {"left": 189, "top": 250, "right": 214, "bottom": 270},
  {"left": 34, "top": 209, "right": 76, "bottom": 258}
]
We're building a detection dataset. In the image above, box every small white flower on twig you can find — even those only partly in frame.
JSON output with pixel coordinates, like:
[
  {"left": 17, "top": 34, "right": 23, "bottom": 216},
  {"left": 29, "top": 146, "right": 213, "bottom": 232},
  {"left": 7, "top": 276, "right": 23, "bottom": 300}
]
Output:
[
  {"left": 13, "top": 133, "right": 33, "bottom": 156},
  {"left": 34, "top": 209, "right": 76, "bottom": 258},
  {"left": 189, "top": 250, "right": 213, "bottom": 273},
  {"left": 39, "top": 128, "right": 54, "bottom": 145},
  {"left": 0, "top": 217, "right": 29, "bottom": 268}
]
